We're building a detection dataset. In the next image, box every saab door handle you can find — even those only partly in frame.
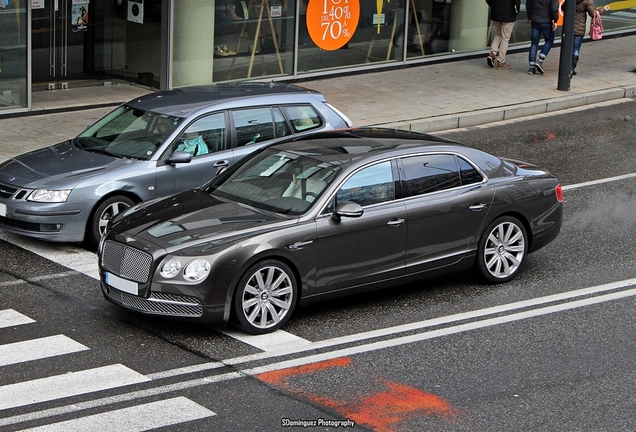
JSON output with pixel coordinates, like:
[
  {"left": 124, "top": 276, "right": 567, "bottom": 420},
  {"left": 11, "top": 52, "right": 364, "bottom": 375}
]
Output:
[
  {"left": 387, "top": 218, "right": 404, "bottom": 227},
  {"left": 213, "top": 160, "right": 230, "bottom": 168}
]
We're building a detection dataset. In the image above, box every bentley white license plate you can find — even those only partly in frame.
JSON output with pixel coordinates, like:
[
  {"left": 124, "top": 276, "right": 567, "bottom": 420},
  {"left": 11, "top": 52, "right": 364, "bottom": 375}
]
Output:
[
  {"left": 0, "top": 203, "right": 6, "bottom": 217},
  {"left": 105, "top": 272, "right": 138, "bottom": 296}
]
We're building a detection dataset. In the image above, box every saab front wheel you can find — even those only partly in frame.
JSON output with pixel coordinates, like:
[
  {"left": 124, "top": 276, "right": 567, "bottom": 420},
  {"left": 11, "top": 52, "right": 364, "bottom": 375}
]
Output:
[{"left": 86, "top": 195, "right": 135, "bottom": 248}]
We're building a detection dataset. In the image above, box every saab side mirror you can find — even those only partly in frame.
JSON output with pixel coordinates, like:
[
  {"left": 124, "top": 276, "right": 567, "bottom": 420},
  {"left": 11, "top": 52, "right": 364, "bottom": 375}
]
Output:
[{"left": 167, "top": 151, "right": 192, "bottom": 164}]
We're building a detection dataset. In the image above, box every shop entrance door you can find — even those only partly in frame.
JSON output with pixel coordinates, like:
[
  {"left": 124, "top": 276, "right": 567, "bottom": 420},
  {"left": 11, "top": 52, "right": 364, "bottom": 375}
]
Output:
[{"left": 31, "top": 0, "right": 103, "bottom": 91}]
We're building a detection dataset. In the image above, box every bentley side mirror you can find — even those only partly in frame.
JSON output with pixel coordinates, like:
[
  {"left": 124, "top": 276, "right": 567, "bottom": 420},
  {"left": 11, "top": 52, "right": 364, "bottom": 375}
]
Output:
[{"left": 332, "top": 201, "right": 363, "bottom": 221}]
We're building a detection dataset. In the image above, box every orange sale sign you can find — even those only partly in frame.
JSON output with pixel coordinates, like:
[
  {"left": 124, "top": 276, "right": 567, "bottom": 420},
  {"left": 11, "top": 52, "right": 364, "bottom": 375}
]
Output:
[{"left": 306, "top": 0, "right": 360, "bottom": 51}]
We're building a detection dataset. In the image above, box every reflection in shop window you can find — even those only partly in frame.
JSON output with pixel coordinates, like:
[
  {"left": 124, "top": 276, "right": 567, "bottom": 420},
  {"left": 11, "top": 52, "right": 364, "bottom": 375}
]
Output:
[
  {"left": 212, "top": 0, "right": 293, "bottom": 82},
  {"left": 0, "top": 1, "right": 27, "bottom": 112}
]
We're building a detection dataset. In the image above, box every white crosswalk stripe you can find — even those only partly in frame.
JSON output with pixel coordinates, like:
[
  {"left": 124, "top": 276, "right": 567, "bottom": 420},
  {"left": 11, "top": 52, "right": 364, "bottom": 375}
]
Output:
[
  {"left": 18, "top": 397, "right": 215, "bottom": 432},
  {"left": 1, "top": 310, "right": 217, "bottom": 430},
  {"left": 0, "top": 334, "right": 89, "bottom": 367},
  {"left": 0, "top": 309, "right": 35, "bottom": 328},
  {"left": 0, "top": 364, "right": 150, "bottom": 411}
]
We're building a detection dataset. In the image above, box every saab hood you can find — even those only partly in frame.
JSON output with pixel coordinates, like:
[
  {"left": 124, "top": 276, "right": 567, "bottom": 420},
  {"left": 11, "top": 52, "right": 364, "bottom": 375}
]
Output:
[{"left": 0, "top": 140, "right": 121, "bottom": 188}]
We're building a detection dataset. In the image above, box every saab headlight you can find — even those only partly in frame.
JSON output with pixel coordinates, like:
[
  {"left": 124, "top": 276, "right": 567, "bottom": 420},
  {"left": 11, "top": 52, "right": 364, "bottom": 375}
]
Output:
[
  {"left": 183, "top": 259, "right": 211, "bottom": 282},
  {"left": 160, "top": 259, "right": 182, "bottom": 279},
  {"left": 28, "top": 189, "right": 71, "bottom": 203}
]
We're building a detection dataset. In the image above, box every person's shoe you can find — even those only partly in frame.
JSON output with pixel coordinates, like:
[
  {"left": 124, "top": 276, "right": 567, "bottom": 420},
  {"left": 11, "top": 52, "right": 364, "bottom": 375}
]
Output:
[
  {"left": 497, "top": 62, "right": 511, "bottom": 70},
  {"left": 487, "top": 51, "right": 495, "bottom": 68},
  {"left": 535, "top": 58, "right": 545, "bottom": 74},
  {"left": 528, "top": 66, "right": 536, "bottom": 75}
]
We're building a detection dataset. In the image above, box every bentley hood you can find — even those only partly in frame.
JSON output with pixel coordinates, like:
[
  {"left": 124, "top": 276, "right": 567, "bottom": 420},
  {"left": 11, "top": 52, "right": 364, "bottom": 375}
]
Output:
[{"left": 108, "top": 189, "right": 293, "bottom": 252}]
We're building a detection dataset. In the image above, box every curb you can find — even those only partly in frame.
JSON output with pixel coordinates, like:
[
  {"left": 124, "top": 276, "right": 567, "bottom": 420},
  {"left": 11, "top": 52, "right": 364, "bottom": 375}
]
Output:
[{"left": 384, "top": 85, "right": 636, "bottom": 133}]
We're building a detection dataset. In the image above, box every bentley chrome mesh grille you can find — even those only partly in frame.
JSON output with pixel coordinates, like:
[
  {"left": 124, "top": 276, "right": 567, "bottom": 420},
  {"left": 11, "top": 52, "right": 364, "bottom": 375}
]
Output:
[
  {"left": 102, "top": 240, "right": 153, "bottom": 283},
  {"left": 107, "top": 289, "right": 203, "bottom": 317}
]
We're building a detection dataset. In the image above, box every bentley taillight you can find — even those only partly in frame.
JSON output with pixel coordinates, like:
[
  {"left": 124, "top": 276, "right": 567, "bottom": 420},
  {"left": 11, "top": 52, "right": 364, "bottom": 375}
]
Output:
[{"left": 555, "top": 184, "right": 563, "bottom": 202}]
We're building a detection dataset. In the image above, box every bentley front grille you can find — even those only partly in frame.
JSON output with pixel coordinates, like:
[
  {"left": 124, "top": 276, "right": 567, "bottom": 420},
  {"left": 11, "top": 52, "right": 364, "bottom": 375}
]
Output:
[{"left": 101, "top": 240, "right": 153, "bottom": 283}]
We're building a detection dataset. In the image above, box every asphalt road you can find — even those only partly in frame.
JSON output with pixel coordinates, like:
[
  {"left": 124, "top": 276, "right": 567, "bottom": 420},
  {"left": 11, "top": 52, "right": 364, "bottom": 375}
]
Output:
[{"left": 1, "top": 98, "right": 636, "bottom": 431}]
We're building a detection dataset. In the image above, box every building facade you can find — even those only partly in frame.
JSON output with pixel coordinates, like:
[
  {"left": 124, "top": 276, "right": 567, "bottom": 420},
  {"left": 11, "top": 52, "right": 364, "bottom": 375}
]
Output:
[{"left": 1, "top": 0, "right": 635, "bottom": 114}]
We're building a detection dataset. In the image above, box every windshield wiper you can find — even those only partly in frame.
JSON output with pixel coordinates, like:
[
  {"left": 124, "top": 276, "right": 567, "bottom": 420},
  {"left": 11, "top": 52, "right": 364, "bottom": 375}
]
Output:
[{"left": 71, "top": 138, "right": 84, "bottom": 150}]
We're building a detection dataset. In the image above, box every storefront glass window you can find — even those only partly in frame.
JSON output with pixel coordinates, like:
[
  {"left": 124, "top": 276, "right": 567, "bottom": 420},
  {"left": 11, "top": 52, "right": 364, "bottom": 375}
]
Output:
[
  {"left": 212, "top": 0, "right": 294, "bottom": 82},
  {"left": 0, "top": 0, "right": 27, "bottom": 112}
]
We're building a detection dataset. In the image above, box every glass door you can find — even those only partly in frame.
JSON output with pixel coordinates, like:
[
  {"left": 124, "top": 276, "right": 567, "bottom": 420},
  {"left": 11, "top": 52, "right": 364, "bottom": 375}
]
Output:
[{"left": 31, "top": 0, "right": 103, "bottom": 90}]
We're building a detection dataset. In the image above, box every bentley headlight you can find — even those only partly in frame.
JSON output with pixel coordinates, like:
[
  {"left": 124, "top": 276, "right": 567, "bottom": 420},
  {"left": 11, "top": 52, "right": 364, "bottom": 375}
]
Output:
[
  {"left": 28, "top": 189, "right": 71, "bottom": 203},
  {"left": 183, "top": 259, "right": 211, "bottom": 282},
  {"left": 160, "top": 259, "right": 182, "bottom": 279}
]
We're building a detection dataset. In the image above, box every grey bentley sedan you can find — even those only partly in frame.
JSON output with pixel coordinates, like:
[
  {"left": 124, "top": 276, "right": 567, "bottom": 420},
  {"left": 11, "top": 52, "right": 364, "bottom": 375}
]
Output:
[
  {"left": 99, "top": 128, "right": 563, "bottom": 334},
  {"left": 0, "top": 82, "right": 352, "bottom": 246}
]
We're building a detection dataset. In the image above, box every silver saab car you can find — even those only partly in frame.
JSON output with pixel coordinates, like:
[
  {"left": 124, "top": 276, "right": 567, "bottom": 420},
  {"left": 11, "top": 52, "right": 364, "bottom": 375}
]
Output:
[
  {"left": 0, "top": 82, "right": 352, "bottom": 246},
  {"left": 98, "top": 128, "right": 563, "bottom": 334}
]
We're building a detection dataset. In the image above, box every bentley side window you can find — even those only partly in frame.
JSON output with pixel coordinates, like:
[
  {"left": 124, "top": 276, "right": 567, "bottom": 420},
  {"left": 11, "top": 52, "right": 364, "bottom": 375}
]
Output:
[
  {"left": 458, "top": 156, "right": 483, "bottom": 185},
  {"left": 401, "top": 154, "right": 461, "bottom": 197},
  {"left": 336, "top": 161, "right": 394, "bottom": 207}
]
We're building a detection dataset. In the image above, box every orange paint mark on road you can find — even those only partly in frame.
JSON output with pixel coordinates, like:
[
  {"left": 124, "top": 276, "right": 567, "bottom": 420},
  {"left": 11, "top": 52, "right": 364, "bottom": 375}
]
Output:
[
  {"left": 257, "top": 357, "right": 351, "bottom": 385},
  {"left": 532, "top": 132, "right": 557, "bottom": 143},
  {"left": 256, "top": 357, "right": 463, "bottom": 431},
  {"left": 341, "top": 380, "right": 462, "bottom": 432}
]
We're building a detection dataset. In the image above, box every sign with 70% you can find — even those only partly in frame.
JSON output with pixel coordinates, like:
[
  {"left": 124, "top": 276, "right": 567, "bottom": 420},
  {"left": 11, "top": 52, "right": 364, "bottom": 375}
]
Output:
[{"left": 306, "top": 0, "right": 360, "bottom": 50}]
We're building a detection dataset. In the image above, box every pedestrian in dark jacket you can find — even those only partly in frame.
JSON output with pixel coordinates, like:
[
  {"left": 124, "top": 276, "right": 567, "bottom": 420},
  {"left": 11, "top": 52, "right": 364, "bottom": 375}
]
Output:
[
  {"left": 526, "top": 0, "right": 559, "bottom": 75},
  {"left": 572, "top": 0, "right": 610, "bottom": 75},
  {"left": 486, "top": 0, "right": 521, "bottom": 70}
]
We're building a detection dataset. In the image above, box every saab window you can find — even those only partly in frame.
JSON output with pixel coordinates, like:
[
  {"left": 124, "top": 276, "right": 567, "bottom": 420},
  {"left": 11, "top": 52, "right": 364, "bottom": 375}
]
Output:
[
  {"left": 173, "top": 112, "right": 226, "bottom": 157},
  {"left": 282, "top": 105, "right": 323, "bottom": 132},
  {"left": 232, "top": 107, "right": 290, "bottom": 146}
]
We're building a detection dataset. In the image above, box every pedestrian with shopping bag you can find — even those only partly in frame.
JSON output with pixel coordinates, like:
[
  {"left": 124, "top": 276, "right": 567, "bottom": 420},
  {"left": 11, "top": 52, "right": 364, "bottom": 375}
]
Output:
[{"left": 573, "top": 0, "right": 610, "bottom": 75}]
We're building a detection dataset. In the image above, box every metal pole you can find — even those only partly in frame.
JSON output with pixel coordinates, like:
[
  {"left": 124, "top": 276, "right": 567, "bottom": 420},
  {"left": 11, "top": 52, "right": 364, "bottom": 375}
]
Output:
[{"left": 557, "top": 0, "right": 576, "bottom": 91}]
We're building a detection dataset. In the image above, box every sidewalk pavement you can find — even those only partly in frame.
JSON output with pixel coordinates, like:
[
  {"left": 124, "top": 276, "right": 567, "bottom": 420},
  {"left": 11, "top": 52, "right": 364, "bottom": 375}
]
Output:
[{"left": 1, "top": 34, "right": 635, "bottom": 164}]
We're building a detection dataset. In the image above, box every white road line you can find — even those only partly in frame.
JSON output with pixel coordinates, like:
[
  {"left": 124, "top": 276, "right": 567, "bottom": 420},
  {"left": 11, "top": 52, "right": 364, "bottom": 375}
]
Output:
[
  {"left": 0, "top": 335, "right": 89, "bottom": 367},
  {"left": 0, "top": 271, "right": 80, "bottom": 288},
  {"left": 0, "top": 364, "right": 150, "bottom": 411},
  {"left": 0, "top": 309, "right": 35, "bottom": 328},
  {"left": 242, "top": 285, "right": 636, "bottom": 376},
  {"left": 4, "top": 279, "right": 636, "bottom": 428},
  {"left": 0, "top": 372, "right": 243, "bottom": 428},
  {"left": 19, "top": 397, "right": 215, "bottom": 432},
  {"left": 145, "top": 278, "right": 636, "bottom": 380},
  {"left": 0, "top": 231, "right": 98, "bottom": 280},
  {"left": 221, "top": 329, "right": 312, "bottom": 352},
  {"left": 222, "top": 277, "right": 636, "bottom": 367},
  {"left": 562, "top": 172, "right": 636, "bottom": 191}
]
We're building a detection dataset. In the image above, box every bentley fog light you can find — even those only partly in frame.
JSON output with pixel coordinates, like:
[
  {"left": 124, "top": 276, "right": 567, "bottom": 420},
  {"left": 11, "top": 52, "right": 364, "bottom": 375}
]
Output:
[
  {"left": 160, "top": 259, "right": 181, "bottom": 279},
  {"left": 183, "top": 259, "right": 211, "bottom": 282}
]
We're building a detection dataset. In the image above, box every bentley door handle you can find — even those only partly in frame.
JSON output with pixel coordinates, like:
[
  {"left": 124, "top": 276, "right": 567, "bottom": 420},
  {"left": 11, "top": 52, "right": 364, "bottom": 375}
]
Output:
[
  {"left": 387, "top": 218, "right": 405, "bottom": 227},
  {"left": 469, "top": 203, "right": 487, "bottom": 211}
]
